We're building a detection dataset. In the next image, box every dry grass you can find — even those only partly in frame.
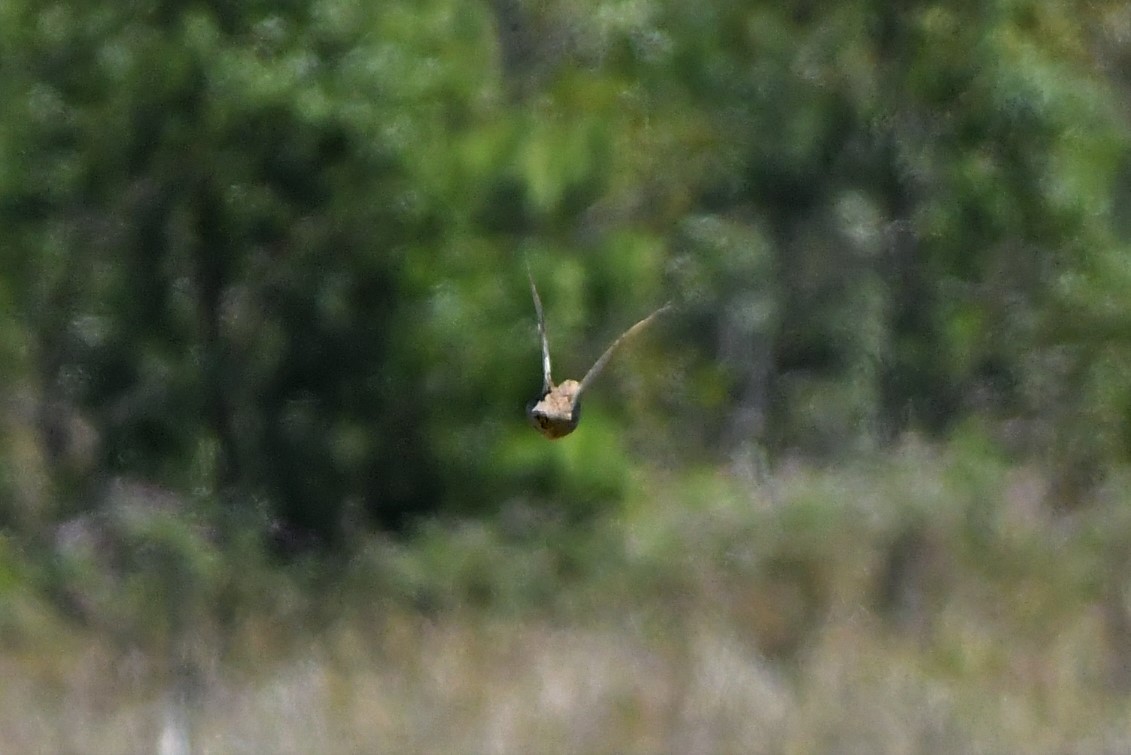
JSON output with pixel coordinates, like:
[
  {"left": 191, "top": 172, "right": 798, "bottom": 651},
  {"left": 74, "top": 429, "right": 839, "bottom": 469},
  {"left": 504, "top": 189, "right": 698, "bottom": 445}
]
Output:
[
  {"left": 4, "top": 444, "right": 1131, "bottom": 753},
  {"left": 3, "top": 607, "right": 1129, "bottom": 754}
]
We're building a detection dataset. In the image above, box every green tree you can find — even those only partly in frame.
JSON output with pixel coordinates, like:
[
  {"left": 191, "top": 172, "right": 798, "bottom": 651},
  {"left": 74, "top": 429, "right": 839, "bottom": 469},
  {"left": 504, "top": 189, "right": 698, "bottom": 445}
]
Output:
[
  {"left": 3, "top": 0, "right": 1130, "bottom": 544},
  {"left": 635, "top": 0, "right": 1129, "bottom": 477},
  {"left": 0, "top": 0, "right": 675, "bottom": 539}
]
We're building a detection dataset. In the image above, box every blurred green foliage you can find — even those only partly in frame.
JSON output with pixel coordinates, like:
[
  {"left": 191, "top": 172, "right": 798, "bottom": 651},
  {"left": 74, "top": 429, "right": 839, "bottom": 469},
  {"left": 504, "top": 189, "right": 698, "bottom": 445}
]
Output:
[{"left": 1, "top": 0, "right": 1130, "bottom": 549}]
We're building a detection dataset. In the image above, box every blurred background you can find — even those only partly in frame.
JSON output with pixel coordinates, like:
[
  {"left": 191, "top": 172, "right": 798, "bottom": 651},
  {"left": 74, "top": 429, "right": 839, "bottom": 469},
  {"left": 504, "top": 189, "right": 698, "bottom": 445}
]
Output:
[{"left": 4, "top": 0, "right": 1131, "bottom": 751}]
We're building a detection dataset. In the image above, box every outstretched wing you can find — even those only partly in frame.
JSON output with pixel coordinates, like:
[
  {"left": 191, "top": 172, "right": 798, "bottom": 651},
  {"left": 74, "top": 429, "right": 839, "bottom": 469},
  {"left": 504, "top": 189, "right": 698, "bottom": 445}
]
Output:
[
  {"left": 527, "top": 265, "right": 553, "bottom": 394},
  {"left": 577, "top": 302, "right": 671, "bottom": 398}
]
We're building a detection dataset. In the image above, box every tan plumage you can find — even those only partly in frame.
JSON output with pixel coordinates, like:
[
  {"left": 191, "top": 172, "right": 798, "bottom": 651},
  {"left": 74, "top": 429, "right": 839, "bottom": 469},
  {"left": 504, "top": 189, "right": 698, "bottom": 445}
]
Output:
[{"left": 525, "top": 267, "right": 669, "bottom": 439}]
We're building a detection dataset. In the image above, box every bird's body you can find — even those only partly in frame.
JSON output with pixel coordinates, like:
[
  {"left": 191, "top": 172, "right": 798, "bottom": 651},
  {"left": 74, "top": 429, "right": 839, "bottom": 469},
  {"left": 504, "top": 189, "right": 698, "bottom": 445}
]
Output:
[
  {"left": 528, "top": 379, "right": 581, "bottom": 439},
  {"left": 525, "top": 268, "right": 668, "bottom": 440}
]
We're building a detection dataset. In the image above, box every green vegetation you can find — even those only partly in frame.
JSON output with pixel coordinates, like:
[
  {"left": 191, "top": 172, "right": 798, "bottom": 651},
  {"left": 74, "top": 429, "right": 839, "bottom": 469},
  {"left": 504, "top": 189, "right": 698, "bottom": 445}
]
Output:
[{"left": 3, "top": 0, "right": 1131, "bottom": 750}]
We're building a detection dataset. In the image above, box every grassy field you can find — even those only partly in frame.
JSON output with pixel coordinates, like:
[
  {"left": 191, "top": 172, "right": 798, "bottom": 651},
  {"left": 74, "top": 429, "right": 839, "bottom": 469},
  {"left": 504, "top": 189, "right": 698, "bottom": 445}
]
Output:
[{"left": 3, "top": 440, "right": 1131, "bottom": 753}]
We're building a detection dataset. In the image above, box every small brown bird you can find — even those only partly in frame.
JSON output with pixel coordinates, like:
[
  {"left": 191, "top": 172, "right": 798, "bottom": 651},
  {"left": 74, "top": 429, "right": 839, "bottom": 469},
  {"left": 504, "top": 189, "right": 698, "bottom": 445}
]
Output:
[{"left": 526, "top": 268, "right": 670, "bottom": 439}]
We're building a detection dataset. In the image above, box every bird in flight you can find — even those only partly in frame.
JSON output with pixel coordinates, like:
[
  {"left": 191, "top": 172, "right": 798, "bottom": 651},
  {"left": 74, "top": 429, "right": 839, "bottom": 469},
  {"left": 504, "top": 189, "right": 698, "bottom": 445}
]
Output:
[{"left": 525, "top": 267, "right": 670, "bottom": 439}]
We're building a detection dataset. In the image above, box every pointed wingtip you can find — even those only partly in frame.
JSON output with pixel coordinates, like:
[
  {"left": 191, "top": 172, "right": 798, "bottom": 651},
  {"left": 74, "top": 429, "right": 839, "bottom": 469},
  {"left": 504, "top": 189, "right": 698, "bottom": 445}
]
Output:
[{"left": 576, "top": 298, "right": 671, "bottom": 397}]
